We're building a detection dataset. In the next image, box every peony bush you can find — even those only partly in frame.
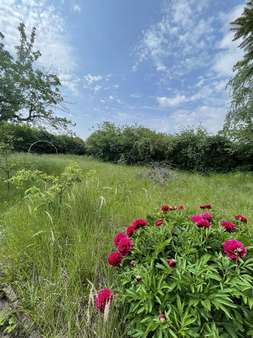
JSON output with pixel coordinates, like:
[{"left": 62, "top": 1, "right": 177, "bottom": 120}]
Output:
[{"left": 97, "top": 203, "right": 253, "bottom": 337}]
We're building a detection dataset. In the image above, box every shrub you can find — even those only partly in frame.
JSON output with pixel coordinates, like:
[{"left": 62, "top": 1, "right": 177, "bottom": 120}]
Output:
[
  {"left": 0, "top": 123, "right": 86, "bottom": 155},
  {"left": 103, "top": 204, "right": 253, "bottom": 337},
  {"left": 86, "top": 122, "right": 122, "bottom": 162}
]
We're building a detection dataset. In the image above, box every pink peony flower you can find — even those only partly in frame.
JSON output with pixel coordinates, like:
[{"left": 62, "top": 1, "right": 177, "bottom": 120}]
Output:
[
  {"left": 160, "top": 203, "right": 170, "bottom": 212},
  {"left": 95, "top": 288, "right": 113, "bottom": 312},
  {"left": 202, "top": 212, "right": 213, "bottom": 221},
  {"left": 117, "top": 236, "right": 133, "bottom": 256},
  {"left": 167, "top": 259, "right": 176, "bottom": 267},
  {"left": 235, "top": 214, "right": 247, "bottom": 223},
  {"left": 131, "top": 218, "right": 148, "bottom": 229},
  {"left": 223, "top": 239, "right": 247, "bottom": 260},
  {"left": 107, "top": 252, "right": 122, "bottom": 266},
  {"left": 155, "top": 219, "right": 164, "bottom": 227},
  {"left": 221, "top": 221, "right": 236, "bottom": 232},
  {"left": 114, "top": 232, "right": 127, "bottom": 247},
  {"left": 126, "top": 224, "right": 137, "bottom": 237},
  {"left": 191, "top": 215, "right": 203, "bottom": 223},
  {"left": 200, "top": 204, "right": 212, "bottom": 209},
  {"left": 191, "top": 214, "right": 211, "bottom": 228}
]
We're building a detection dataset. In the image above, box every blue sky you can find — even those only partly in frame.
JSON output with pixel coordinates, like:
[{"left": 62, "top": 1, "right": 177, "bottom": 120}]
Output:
[{"left": 0, "top": 0, "right": 246, "bottom": 138}]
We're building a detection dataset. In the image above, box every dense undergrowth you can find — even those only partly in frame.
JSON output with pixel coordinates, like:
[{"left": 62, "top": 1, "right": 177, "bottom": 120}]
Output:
[{"left": 0, "top": 153, "right": 252, "bottom": 337}]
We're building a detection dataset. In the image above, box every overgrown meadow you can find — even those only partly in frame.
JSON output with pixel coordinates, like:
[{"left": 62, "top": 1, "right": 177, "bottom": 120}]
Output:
[{"left": 0, "top": 153, "right": 252, "bottom": 337}]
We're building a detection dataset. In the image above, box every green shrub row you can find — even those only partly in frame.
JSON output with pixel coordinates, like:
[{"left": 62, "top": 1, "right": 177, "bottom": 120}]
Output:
[
  {"left": 0, "top": 123, "right": 86, "bottom": 155},
  {"left": 86, "top": 122, "right": 253, "bottom": 172},
  {"left": 1, "top": 122, "right": 253, "bottom": 172}
]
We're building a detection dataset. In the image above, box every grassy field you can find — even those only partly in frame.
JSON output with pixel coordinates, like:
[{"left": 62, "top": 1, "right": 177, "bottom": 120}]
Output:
[{"left": 0, "top": 153, "right": 253, "bottom": 337}]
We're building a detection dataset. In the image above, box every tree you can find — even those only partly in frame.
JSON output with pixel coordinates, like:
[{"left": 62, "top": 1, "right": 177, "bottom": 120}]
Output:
[
  {"left": 225, "top": 1, "right": 253, "bottom": 142},
  {"left": 0, "top": 23, "right": 71, "bottom": 129}
]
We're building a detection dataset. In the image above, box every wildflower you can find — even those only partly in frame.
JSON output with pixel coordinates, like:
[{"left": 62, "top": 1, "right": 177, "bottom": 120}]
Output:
[
  {"left": 221, "top": 221, "right": 236, "bottom": 232},
  {"left": 223, "top": 239, "right": 247, "bottom": 260},
  {"left": 95, "top": 288, "right": 113, "bottom": 312},
  {"left": 167, "top": 259, "right": 176, "bottom": 267},
  {"left": 235, "top": 214, "right": 247, "bottom": 223},
  {"left": 107, "top": 252, "right": 122, "bottom": 267},
  {"left": 131, "top": 218, "right": 148, "bottom": 229},
  {"left": 114, "top": 232, "right": 127, "bottom": 247},
  {"left": 200, "top": 204, "right": 212, "bottom": 209},
  {"left": 117, "top": 236, "right": 133, "bottom": 256},
  {"left": 159, "top": 312, "right": 166, "bottom": 322},
  {"left": 160, "top": 203, "right": 170, "bottom": 212},
  {"left": 155, "top": 219, "right": 164, "bottom": 227},
  {"left": 177, "top": 204, "right": 185, "bottom": 211}
]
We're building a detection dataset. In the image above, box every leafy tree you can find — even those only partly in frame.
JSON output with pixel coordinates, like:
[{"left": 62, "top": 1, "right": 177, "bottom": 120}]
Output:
[
  {"left": 225, "top": 1, "right": 253, "bottom": 141},
  {"left": 0, "top": 23, "right": 70, "bottom": 129}
]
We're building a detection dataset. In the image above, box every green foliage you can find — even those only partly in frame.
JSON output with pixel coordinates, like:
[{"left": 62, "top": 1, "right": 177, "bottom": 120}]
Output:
[
  {"left": 8, "top": 163, "right": 83, "bottom": 211},
  {"left": 0, "top": 309, "right": 18, "bottom": 335},
  {"left": 225, "top": 0, "right": 253, "bottom": 142},
  {"left": 86, "top": 123, "right": 249, "bottom": 171},
  {"left": 0, "top": 23, "right": 70, "bottom": 129},
  {"left": 0, "top": 129, "right": 20, "bottom": 193},
  {"left": 0, "top": 154, "right": 252, "bottom": 336},
  {"left": 114, "top": 208, "right": 253, "bottom": 337},
  {"left": 0, "top": 123, "right": 86, "bottom": 155}
]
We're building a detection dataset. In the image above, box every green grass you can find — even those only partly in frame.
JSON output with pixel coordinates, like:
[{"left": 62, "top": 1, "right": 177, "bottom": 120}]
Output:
[{"left": 0, "top": 153, "right": 253, "bottom": 337}]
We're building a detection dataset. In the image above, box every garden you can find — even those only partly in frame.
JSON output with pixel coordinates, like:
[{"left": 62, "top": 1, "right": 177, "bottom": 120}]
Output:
[{"left": 1, "top": 1, "right": 253, "bottom": 337}]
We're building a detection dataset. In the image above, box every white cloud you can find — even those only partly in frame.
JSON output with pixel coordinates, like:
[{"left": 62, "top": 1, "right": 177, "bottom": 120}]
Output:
[
  {"left": 135, "top": 0, "right": 216, "bottom": 76},
  {"left": 0, "top": 0, "right": 78, "bottom": 94},
  {"left": 157, "top": 95, "right": 187, "bottom": 107},
  {"left": 83, "top": 73, "right": 113, "bottom": 94},
  {"left": 169, "top": 105, "right": 226, "bottom": 133},
  {"left": 213, "top": 4, "right": 244, "bottom": 78},
  {"left": 139, "top": 2, "right": 245, "bottom": 133},
  {"left": 83, "top": 74, "right": 103, "bottom": 85},
  {"left": 83, "top": 73, "right": 120, "bottom": 97},
  {"left": 73, "top": 4, "right": 81, "bottom": 14}
]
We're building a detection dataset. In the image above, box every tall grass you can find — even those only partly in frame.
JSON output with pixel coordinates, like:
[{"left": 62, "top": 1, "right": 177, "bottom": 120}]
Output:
[{"left": 0, "top": 154, "right": 252, "bottom": 337}]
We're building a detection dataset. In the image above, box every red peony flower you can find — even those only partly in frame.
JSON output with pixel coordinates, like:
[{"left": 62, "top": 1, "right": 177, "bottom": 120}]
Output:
[
  {"left": 160, "top": 203, "right": 170, "bottom": 212},
  {"left": 191, "top": 214, "right": 211, "bottom": 228},
  {"left": 235, "top": 214, "right": 247, "bottom": 223},
  {"left": 202, "top": 212, "right": 213, "bottom": 221},
  {"left": 200, "top": 204, "right": 212, "bottom": 209},
  {"left": 114, "top": 232, "right": 127, "bottom": 247},
  {"left": 220, "top": 221, "right": 236, "bottom": 232},
  {"left": 107, "top": 251, "right": 122, "bottom": 266},
  {"left": 127, "top": 224, "right": 137, "bottom": 237},
  {"left": 167, "top": 259, "right": 176, "bottom": 267},
  {"left": 223, "top": 239, "right": 247, "bottom": 260},
  {"left": 131, "top": 218, "right": 148, "bottom": 229},
  {"left": 117, "top": 236, "right": 133, "bottom": 256},
  {"left": 95, "top": 288, "right": 113, "bottom": 312},
  {"left": 155, "top": 219, "right": 164, "bottom": 227}
]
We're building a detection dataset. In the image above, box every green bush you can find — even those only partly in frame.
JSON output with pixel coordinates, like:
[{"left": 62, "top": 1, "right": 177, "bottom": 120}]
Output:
[
  {"left": 107, "top": 205, "right": 253, "bottom": 337},
  {"left": 0, "top": 123, "right": 86, "bottom": 155},
  {"left": 86, "top": 123, "right": 253, "bottom": 172}
]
